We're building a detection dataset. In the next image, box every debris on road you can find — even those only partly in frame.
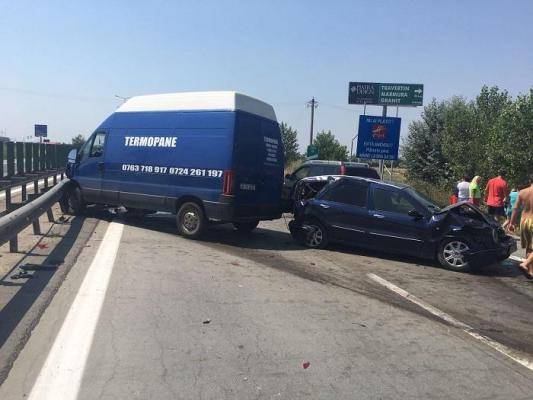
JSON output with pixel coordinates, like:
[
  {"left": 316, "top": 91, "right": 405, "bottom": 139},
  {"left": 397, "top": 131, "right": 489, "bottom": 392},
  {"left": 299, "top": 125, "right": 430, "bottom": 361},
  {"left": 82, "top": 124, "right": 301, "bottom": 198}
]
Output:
[
  {"left": 203, "top": 319, "right": 211, "bottom": 324},
  {"left": 36, "top": 243, "right": 49, "bottom": 249},
  {"left": 11, "top": 271, "right": 33, "bottom": 280},
  {"left": 20, "top": 263, "right": 59, "bottom": 271},
  {"left": 302, "top": 361, "right": 310, "bottom": 369}
]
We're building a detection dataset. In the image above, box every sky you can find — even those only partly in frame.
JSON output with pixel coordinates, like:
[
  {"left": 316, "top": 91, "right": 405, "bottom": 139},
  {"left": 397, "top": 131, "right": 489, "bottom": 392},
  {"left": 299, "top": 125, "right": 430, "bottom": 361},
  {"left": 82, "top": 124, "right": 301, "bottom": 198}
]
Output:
[{"left": 0, "top": 0, "right": 532, "bottom": 153}]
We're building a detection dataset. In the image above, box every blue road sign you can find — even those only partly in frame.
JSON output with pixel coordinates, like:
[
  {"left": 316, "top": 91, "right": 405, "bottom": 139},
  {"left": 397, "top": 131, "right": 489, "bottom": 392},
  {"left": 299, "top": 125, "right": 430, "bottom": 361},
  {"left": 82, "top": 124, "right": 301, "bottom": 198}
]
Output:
[
  {"left": 34, "top": 124, "right": 48, "bottom": 137},
  {"left": 356, "top": 115, "right": 401, "bottom": 160}
]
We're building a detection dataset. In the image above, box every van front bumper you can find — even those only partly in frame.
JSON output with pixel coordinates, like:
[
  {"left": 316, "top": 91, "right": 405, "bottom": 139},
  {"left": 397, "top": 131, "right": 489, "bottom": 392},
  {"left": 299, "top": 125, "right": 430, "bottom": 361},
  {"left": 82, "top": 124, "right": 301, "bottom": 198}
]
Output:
[{"left": 204, "top": 196, "right": 282, "bottom": 222}]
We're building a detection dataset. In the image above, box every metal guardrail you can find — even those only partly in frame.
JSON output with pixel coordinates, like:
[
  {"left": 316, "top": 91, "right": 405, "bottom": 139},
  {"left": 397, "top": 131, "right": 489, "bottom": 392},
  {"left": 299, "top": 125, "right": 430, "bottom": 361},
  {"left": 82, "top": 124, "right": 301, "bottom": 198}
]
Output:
[
  {"left": 0, "top": 179, "right": 70, "bottom": 253},
  {"left": 1, "top": 170, "right": 66, "bottom": 216}
]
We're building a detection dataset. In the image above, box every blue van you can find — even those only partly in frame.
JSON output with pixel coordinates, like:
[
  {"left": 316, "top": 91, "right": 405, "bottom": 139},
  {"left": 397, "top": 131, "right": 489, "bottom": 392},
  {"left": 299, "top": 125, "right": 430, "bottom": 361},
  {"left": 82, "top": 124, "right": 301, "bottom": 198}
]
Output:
[{"left": 65, "top": 91, "right": 284, "bottom": 238}]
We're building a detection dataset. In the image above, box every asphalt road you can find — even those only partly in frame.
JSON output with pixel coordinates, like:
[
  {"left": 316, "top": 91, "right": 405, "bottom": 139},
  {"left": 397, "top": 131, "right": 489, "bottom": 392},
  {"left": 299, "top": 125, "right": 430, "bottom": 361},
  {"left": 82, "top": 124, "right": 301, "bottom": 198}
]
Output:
[{"left": 1, "top": 212, "right": 533, "bottom": 399}]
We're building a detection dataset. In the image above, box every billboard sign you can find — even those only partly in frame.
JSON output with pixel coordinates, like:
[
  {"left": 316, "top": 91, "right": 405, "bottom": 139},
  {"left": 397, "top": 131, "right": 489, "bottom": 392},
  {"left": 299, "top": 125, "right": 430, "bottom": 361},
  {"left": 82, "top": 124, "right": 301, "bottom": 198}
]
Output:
[
  {"left": 34, "top": 124, "right": 48, "bottom": 137},
  {"left": 356, "top": 115, "right": 401, "bottom": 160},
  {"left": 349, "top": 82, "right": 423, "bottom": 106}
]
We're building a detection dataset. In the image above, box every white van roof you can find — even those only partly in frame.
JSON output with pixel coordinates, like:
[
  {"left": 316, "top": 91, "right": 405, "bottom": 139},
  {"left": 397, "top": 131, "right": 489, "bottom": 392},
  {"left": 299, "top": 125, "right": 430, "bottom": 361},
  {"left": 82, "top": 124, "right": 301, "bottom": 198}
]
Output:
[{"left": 116, "top": 91, "right": 277, "bottom": 121}]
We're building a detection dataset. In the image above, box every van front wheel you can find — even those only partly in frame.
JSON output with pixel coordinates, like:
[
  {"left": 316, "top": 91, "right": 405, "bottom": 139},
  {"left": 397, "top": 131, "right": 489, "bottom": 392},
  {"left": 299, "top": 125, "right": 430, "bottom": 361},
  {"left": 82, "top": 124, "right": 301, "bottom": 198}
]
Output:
[
  {"left": 177, "top": 202, "right": 206, "bottom": 239},
  {"left": 67, "top": 186, "right": 86, "bottom": 215},
  {"left": 233, "top": 220, "right": 259, "bottom": 233}
]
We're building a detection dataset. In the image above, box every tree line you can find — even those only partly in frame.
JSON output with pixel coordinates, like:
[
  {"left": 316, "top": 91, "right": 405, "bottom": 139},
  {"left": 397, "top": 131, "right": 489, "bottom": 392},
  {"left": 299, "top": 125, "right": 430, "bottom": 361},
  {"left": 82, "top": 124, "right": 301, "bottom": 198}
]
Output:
[
  {"left": 280, "top": 122, "right": 348, "bottom": 166},
  {"left": 402, "top": 86, "right": 533, "bottom": 188}
]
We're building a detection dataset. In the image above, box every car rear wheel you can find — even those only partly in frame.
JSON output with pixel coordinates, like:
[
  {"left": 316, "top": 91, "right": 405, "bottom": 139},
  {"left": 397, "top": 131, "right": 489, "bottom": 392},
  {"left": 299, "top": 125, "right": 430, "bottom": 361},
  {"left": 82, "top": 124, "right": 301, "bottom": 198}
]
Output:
[
  {"left": 437, "top": 238, "right": 471, "bottom": 272},
  {"left": 302, "top": 219, "right": 329, "bottom": 249},
  {"left": 176, "top": 202, "right": 206, "bottom": 239},
  {"left": 233, "top": 220, "right": 259, "bottom": 233}
]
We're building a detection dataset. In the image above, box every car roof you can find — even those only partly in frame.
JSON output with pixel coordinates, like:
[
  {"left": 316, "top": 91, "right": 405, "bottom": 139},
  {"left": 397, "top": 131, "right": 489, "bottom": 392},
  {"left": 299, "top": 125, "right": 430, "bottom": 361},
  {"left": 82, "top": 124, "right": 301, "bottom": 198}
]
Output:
[
  {"left": 327, "top": 175, "right": 410, "bottom": 189},
  {"left": 301, "top": 160, "right": 370, "bottom": 168},
  {"left": 301, "top": 160, "right": 342, "bottom": 166}
]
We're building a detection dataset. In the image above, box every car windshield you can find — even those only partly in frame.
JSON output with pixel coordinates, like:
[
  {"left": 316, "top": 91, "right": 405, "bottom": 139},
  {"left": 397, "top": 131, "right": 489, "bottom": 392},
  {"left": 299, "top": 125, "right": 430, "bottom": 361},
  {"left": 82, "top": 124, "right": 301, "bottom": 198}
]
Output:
[{"left": 403, "top": 187, "right": 441, "bottom": 212}]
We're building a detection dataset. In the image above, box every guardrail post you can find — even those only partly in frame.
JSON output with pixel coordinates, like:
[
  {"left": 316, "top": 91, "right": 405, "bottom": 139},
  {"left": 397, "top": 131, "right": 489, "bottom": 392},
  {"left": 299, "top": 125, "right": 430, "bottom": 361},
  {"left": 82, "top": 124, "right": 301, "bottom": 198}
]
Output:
[
  {"left": 16, "top": 142, "right": 24, "bottom": 176},
  {"left": 0, "top": 142, "right": 4, "bottom": 178},
  {"left": 21, "top": 183, "right": 27, "bottom": 202},
  {"left": 9, "top": 235, "right": 18, "bottom": 253},
  {"left": 25, "top": 142, "right": 33, "bottom": 173},
  {"left": 46, "top": 208, "right": 54, "bottom": 222},
  {"left": 32, "top": 219, "right": 41, "bottom": 235},
  {"left": 6, "top": 142, "right": 15, "bottom": 177},
  {"left": 33, "top": 179, "right": 38, "bottom": 195},
  {"left": 44, "top": 174, "right": 49, "bottom": 189},
  {"left": 5, "top": 187, "right": 12, "bottom": 211}
]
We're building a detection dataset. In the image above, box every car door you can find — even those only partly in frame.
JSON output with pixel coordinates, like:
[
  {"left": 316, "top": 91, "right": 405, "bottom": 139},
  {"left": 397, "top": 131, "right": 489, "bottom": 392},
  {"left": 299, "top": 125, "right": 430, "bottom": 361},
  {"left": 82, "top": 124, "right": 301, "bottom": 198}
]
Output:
[
  {"left": 315, "top": 180, "right": 370, "bottom": 244},
  {"left": 76, "top": 131, "right": 107, "bottom": 203},
  {"left": 282, "top": 165, "right": 311, "bottom": 202},
  {"left": 367, "top": 185, "right": 428, "bottom": 256}
]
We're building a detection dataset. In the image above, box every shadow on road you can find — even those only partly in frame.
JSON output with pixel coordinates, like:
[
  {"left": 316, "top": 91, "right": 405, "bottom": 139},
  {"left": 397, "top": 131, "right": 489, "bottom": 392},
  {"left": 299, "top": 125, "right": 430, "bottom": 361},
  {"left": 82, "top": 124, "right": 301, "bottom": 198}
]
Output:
[
  {"left": 88, "top": 207, "right": 524, "bottom": 279},
  {"left": 0, "top": 216, "right": 84, "bottom": 349}
]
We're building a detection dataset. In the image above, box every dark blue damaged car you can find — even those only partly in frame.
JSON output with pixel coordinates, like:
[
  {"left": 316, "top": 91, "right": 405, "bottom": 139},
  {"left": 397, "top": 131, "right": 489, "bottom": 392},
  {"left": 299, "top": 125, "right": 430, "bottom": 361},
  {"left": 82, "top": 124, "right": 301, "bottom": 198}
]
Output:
[{"left": 288, "top": 176, "right": 516, "bottom": 272}]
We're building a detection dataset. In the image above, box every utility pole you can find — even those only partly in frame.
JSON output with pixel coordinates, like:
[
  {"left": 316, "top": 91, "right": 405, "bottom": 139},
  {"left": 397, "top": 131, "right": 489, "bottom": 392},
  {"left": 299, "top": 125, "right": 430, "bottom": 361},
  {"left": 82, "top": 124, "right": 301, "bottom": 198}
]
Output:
[{"left": 306, "top": 97, "right": 318, "bottom": 145}]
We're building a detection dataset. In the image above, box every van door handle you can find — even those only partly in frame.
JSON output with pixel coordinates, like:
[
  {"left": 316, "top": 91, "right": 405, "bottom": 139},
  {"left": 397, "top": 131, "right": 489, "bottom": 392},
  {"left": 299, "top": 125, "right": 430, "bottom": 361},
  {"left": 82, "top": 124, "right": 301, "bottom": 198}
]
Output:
[
  {"left": 319, "top": 204, "right": 330, "bottom": 209},
  {"left": 98, "top": 162, "right": 105, "bottom": 172},
  {"left": 373, "top": 214, "right": 385, "bottom": 219}
]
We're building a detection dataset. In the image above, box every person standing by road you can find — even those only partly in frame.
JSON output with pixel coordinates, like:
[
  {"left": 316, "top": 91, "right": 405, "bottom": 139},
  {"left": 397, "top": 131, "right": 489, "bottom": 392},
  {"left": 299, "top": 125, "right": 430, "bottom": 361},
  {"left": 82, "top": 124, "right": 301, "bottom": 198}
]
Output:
[
  {"left": 457, "top": 176, "right": 470, "bottom": 203},
  {"left": 503, "top": 187, "right": 520, "bottom": 230},
  {"left": 509, "top": 174, "right": 533, "bottom": 279},
  {"left": 484, "top": 171, "right": 509, "bottom": 223},
  {"left": 469, "top": 175, "right": 482, "bottom": 206}
]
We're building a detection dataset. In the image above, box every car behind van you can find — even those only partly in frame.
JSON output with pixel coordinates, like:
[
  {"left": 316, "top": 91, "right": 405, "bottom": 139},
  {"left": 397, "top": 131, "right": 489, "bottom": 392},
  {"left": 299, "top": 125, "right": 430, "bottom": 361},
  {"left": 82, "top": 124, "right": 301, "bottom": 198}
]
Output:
[{"left": 65, "top": 91, "right": 284, "bottom": 238}]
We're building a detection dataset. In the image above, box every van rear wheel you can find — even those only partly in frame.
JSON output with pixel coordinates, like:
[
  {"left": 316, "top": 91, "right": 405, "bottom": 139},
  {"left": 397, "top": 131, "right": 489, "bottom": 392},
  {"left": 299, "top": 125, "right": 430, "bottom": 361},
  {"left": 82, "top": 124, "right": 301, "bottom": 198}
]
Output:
[
  {"left": 233, "top": 220, "right": 259, "bottom": 233},
  {"left": 177, "top": 202, "right": 206, "bottom": 239}
]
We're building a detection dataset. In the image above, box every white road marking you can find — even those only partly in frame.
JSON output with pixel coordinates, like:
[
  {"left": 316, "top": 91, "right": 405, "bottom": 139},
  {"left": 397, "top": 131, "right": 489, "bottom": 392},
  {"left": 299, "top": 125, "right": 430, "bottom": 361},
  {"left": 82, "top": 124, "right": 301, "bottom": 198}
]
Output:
[
  {"left": 0, "top": 174, "right": 62, "bottom": 200},
  {"left": 510, "top": 255, "right": 526, "bottom": 263},
  {"left": 368, "top": 272, "right": 533, "bottom": 372},
  {"left": 28, "top": 222, "right": 124, "bottom": 400}
]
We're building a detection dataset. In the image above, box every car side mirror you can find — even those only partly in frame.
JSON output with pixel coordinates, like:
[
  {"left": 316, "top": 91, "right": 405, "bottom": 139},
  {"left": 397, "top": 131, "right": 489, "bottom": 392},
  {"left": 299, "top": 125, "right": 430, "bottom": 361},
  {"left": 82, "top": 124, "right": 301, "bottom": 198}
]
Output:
[
  {"left": 67, "top": 149, "right": 78, "bottom": 164},
  {"left": 285, "top": 173, "right": 292, "bottom": 179},
  {"left": 408, "top": 209, "right": 423, "bottom": 219}
]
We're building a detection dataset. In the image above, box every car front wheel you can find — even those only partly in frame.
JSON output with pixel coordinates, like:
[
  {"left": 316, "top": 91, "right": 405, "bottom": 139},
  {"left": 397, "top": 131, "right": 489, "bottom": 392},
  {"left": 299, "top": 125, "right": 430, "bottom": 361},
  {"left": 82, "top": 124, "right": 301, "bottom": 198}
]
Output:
[
  {"left": 437, "top": 238, "right": 471, "bottom": 272},
  {"left": 302, "top": 219, "right": 329, "bottom": 249}
]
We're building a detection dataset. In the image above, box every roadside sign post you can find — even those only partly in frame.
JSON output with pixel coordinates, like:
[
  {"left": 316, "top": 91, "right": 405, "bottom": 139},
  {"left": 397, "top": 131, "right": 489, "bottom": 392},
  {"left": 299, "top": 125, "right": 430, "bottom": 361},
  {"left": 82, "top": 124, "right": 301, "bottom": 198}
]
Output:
[
  {"left": 306, "top": 144, "right": 319, "bottom": 160},
  {"left": 348, "top": 82, "right": 424, "bottom": 107},
  {"left": 355, "top": 114, "right": 401, "bottom": 164},
  {"left": 34, "top": 124, "right": 48, "bottom": 144},
  {"left": 349, "top": 82, "right": 423, "bottom": 178}
]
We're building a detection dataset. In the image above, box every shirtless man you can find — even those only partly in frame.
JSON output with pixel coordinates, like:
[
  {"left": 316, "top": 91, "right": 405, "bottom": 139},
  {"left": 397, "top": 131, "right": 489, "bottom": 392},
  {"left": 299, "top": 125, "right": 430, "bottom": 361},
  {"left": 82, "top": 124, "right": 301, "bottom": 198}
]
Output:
[{"left": 509, "top": 173, "right": 533, "bottom": 279}]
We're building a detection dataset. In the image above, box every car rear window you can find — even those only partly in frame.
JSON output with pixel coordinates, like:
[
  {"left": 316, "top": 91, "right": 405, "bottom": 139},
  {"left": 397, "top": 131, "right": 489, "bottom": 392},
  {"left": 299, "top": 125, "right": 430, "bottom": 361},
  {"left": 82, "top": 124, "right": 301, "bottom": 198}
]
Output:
[{"left": 345, "top": 167, "right": 380, "bottom": 179}]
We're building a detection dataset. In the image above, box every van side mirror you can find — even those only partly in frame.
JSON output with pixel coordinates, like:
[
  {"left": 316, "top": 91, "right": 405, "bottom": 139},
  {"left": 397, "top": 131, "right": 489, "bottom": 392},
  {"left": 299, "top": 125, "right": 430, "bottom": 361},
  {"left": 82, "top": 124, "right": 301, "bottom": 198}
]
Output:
[
  {"left": 67, "top": 149, "right": 78, "bottom": 164},
  {"left": 408, "top": 209, "right": 423, "bottom": 219}
]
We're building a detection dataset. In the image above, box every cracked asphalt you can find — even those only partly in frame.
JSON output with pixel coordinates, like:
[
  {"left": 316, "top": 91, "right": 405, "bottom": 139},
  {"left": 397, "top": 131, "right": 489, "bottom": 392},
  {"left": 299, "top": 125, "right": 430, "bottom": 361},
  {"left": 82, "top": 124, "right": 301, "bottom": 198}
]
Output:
[{"left": 1, "top": 213, "right": 533, "bottom": 399}]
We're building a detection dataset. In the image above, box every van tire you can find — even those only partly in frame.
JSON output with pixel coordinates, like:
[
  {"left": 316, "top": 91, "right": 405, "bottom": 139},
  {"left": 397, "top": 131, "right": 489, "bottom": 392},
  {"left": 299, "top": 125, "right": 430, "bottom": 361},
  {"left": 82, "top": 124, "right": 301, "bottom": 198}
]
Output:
[
  {"left": 67, "top": 186, "right": 86, "bottom": 215},
  {"left": 177, "top": 202, "right": 206, "bottom": 239},
  {"left": 233, "top": 220, "right": 259, "bottom": 233}
]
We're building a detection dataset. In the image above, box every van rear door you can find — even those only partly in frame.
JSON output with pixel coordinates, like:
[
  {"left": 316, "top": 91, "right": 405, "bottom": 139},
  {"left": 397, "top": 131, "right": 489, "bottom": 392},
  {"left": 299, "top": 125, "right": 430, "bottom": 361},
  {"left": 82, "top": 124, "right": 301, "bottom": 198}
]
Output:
[{"left": 232, "top": 112, "right": 284, "bottom": 220}]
